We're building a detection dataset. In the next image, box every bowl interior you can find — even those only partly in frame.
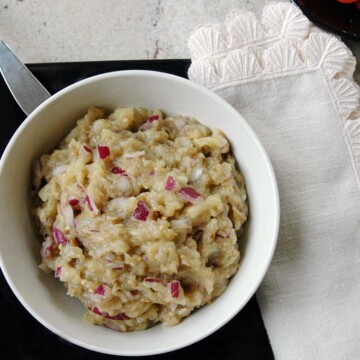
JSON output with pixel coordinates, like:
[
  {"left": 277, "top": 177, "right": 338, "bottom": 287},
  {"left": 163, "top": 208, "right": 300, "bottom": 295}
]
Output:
[{"left": 0, "top": 71, "right": 279, "bottom": 356}]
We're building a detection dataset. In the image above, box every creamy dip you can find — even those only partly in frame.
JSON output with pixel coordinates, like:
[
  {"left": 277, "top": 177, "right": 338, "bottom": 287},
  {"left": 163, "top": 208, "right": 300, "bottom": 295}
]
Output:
[{"left": 32, "top": 107, "right": 248, "bottom": 332}]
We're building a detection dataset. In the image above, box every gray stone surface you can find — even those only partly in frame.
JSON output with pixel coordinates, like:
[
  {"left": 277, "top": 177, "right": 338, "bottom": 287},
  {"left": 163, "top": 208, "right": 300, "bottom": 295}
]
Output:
[{"left": 0, "top": 0, "right": 359, "bottom": 81}]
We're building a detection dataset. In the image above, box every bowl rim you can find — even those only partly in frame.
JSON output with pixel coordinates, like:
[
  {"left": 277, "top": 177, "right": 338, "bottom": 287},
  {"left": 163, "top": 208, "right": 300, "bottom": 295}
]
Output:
[{"left": 0, "top": 70, "right": 280, "bottom": 356}]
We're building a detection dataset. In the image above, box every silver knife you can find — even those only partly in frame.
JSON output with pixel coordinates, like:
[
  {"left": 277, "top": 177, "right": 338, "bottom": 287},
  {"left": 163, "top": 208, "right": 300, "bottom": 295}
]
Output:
[{"left": 0, "top": 41, "right": 51, "bottom": 116}]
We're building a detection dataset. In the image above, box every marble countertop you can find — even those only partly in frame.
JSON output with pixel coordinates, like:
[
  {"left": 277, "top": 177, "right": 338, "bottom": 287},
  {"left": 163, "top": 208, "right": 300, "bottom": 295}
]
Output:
[{"left": 0, "top": 0, "right": 359, "bottom": 81}]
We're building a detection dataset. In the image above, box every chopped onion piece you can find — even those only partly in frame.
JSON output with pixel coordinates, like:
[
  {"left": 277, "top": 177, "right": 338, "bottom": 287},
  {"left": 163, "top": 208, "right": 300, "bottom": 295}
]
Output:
[
  {"left": 52, "top": 165, "right": 68, "bottom": 177},
  {"left": 68, "top": 198, "right": 79, "bottom": 206},
  {"left": 147, "top": 114, "right": 160, "bottom": 123},
  {"left": 84, "top": 194, "right": 99, "bottom": 213},
  {"left": 60, "top": 193, "right": 74, "bottom": 229},
  {"left": 111, "top": 167, "right": 128, "bottom": 176},
  {"left": 171, "top": 218, "right": 191, "bottom": 231},
  {"left": 103, "top": 322, "right": 123, "bottom": 332},
  {"left": 191, "top": 167, "right": 204, "bottom": 182},
  {"left": 165, "top": 176, "right": 176, "bottom": 191},
  {"left": 98, "top": 145, "right": 110, "bottom": 159},
  {"left": 112, "top": 266, "right": 124, "bottom": 270},
  {"left": 177, "top": 187, "right": 202, "bottom": 204},
  {"left": 169, "top": 280, "right": 180, "bottom": 298},
  {"left": 55, "top": 266, "right": 62, "bottom": 278},
  {"left": 144, "top": 278, "right": 161, "bottom": 283},
  {"left": 174, "top": 117, "right": 187, "bottom": 130},
  {"left": 149, "top": 169, "right": 155, "bottom": 176},
  {"left": 40, "top": 236, "right": 54, "bottom": 259},
  {"left": 53, "top": 227, "right": 69, "bottom": 245},
  {"left": 109, "top": 312, "right": 130, "bottom": 321},
  {"left": 94, "top": 284, "right": 106, "bottom": 296},
  {"left": 132, "top": 201, "right": 149, "bottom": 221},
  {"left": 83, "top": 145, "right": 92, "bottom": 153},
  {"left": 104, "top": 254, "right": 124, "bottom": 270},
  {"left": 77, "top": 183, "right": 99, "bottom": 214},
  {"left": 130, "top": 290, "right": 139, "bottom": 296},
  {"left": 125, "top": 151, "right": 145, "bottom": 159},
  {"left": 92, "top": 307, "right": 129, "bottom": 320},
  {"left": 116, "top": 177, "right": 130, "bottom": 193},
  {"left": 92, "top": 306, "right": 103, "bottom": 316}
]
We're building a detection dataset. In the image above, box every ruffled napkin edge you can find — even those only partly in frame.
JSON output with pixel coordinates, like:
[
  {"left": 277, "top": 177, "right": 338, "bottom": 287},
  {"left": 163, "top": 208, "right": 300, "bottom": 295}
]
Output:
[{"left": 187, "top": 1, "right": 360, "bottom": 191}]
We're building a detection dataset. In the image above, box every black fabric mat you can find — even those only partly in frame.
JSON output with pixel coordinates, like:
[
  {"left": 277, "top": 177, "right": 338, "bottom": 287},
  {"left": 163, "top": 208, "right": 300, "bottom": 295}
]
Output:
[{"left": 0, "top": 59, "right": 274, "bottom": 360}]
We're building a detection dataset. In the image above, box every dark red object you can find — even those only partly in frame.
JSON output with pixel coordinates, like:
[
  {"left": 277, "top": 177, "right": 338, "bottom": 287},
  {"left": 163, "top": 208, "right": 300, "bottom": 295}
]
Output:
[
  {"left": 94, "top": 284, "right": 106, "bottom": 296},
  {"left": 144, "top": 278, "right": 161, "bottom": 283},
  {"left": 165, "top": 176, "right": 176, "bottom": 190},
  {"left": 68, "top": 198, "right": 79, "bottom": 206},
  {"left": 53, "top": 227, "right": 69, "bottom": 245},
  {"left": 82, "top": 145, "right": 92, "bottom": 153},
  {"left": 177, "top": 187, "right": 201, "bottom": 203},
  {"left": 170, "top": 280, "right": 180, "bottom": 298},
  {"left": 92, "top": 307, "right": 129, "bottom": 320},
  {"left": 147, "top": 114, "right": 160, "bottom": 123},
  {"left": 132, "top": 201, "right": 149, "bottom": 221},
  {"left": 111, "top": 167, "right": 127, "bottom": 175},
  {"left": 97, "top": 145, "right": 110, "bottom": 159}
]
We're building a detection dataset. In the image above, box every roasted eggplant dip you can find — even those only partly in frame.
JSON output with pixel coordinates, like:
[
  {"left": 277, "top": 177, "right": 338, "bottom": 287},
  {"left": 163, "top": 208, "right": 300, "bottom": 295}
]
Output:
[{"left": 31, "top": 107, "right": 248, "bottom": 332}]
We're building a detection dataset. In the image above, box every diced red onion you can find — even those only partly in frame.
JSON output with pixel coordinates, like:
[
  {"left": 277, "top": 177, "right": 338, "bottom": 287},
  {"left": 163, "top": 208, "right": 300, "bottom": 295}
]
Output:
[
  {"left": 130, "top": 290, "right": 139, "bottom": 296},
  {"left": 77, "top": 183, "right": 99, "bottom": 214},
  {"left": 84, "top": 194, "right": 99, "bottom": 213},
  {"left": 104, "top": 254, "right": 124, "bottom": 270},
  {"left": 90, "top": 229, "right": 99, "bottom": 233},
  {"left": 177, "top": 187, "right": 202, "bottom": 204},
  {"left": 98, "top": 145, "right": 110, "bottom": 159},
  {"left": 68, "top": 198, "right": 79, "bottom": 206},
  {"left": 92, "top": 306, "right": 103, "bottom": 316},
  {"left": 169, "top": 280, "right": 180, "bottom": 298},
  {"left": 94, "top": 284, "right": 106, "bottom": 296},
  {"left": 55, "top": 266, "right": 62, "bottom": 278},
  {"left": 149, "top": 169, "right": 155, "bottom": 176},
  {"left": 53, "top": 227, "right": 69, "bottom": 245},
  {"left": 125, "top": 151, "right": 145, "bottom": 159},
  {"left": 111, "top": 167, "right": 128, "bottom": 176},
  {"left": 83, "top": 145, "right": 92, "bottom": 153},
  {"left": 92, "top": 307, "right": 129, "bottom": 320},
  {"left": 40, "top": 236, "right": 54, "bottom": 259},
  {"left": 147, "top": 114, "right": 160, "bottom": 123},
  {"left": 165, "top": 176, "right": 176, "bottom": 191},
  {"left": 109, "top": 312, "right": 130, "bottom": 321},
  {"left": 144, "top": 277, "right": 161, "bottom": 283},
  {"left": 132, "top": 201, "right": 149, "bottom": 221},
  {"left": 142, "top": 254, "right": 148, "bottom": 262}
]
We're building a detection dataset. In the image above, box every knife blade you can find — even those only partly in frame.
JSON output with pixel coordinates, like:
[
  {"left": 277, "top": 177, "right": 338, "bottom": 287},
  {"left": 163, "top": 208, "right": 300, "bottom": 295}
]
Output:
[{"left": 0, "top": 41, "right": 51, "bottom": 116}]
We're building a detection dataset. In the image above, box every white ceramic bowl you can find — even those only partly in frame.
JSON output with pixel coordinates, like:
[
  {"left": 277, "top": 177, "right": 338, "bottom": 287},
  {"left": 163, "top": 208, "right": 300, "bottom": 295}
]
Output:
[{"left": 0, "top": 70, "right": 279, "bottom": 356}]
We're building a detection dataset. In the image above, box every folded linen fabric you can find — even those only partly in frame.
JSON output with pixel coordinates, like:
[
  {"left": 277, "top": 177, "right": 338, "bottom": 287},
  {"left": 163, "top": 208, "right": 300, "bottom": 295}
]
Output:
[{"left": 188, "top": 2, "right": 360, "bottom": 359}]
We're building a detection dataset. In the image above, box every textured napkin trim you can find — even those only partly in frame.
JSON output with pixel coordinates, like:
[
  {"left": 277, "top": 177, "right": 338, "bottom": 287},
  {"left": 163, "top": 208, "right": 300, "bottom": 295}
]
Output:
[{"left": 188, "top": 1, "right": 360, "bottom": 190}]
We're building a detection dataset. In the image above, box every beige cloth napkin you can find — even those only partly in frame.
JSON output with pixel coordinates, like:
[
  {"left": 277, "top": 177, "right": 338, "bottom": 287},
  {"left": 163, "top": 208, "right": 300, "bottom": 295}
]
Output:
[{"left": 188, "top": 2, "right": 360, "bottom": 359}]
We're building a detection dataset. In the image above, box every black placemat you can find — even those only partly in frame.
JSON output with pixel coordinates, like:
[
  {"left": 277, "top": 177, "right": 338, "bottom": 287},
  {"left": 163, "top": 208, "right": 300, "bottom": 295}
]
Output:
[
  {"left": 0, "top": 59, "right": 274, "bottom": 360},
  {"left": 293, "top": 0, "right": 360, "bottom": 40}
]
